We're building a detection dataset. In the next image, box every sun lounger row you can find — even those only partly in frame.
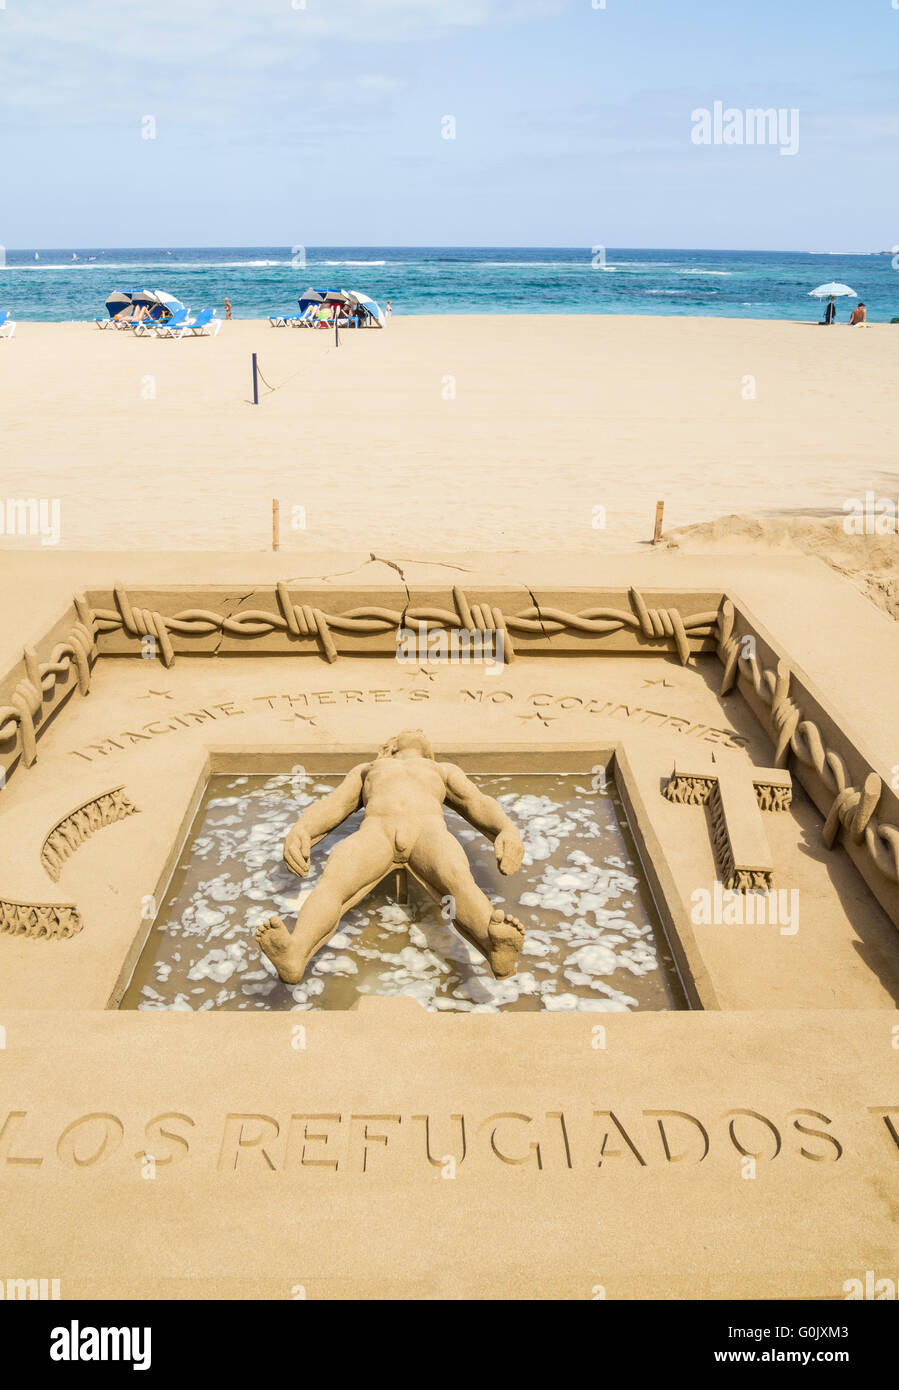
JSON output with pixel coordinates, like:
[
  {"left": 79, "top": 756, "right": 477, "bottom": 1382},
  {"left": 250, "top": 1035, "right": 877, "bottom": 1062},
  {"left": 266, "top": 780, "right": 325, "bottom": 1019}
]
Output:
[
  {"left": 0, "top": 310, "right": 17, "bottom": 340},
  {"left": 269, "top": 305, "right": 364, "bottom": 328},
  {"left": 269, "top": 306, "right": 318, "bottom": 327},
  {"left": 95, "top": 306, "right": 221, "bottom": 337},
  {"left": 134, "top": 307, "right": 222, "bottom": 338}
]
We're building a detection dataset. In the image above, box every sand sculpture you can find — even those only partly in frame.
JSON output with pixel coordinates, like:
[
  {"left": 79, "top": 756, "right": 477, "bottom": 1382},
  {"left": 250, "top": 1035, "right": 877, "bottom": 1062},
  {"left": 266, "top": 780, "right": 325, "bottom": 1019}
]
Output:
[
  {"left": 0, "top": 898, "right": 82, "bottom": 939},
  {"left": 256, "top": 729, "right": 526, "bottom": 984},
  {"left": 664, "top": 753, "right": 792, "bottom": 891},
  {"left": 41, "top": 786, "right": 139, "bottom": 882},
  {"left": 2, "top": 583, "right": 899, "bottom": 956}
]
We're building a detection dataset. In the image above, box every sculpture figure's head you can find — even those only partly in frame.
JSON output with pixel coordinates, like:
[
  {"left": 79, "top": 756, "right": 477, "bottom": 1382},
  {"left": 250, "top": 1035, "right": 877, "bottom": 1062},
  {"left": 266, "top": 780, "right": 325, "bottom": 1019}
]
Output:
[{"left": 377, "top": 729, "right": 435, "bottom": 761}]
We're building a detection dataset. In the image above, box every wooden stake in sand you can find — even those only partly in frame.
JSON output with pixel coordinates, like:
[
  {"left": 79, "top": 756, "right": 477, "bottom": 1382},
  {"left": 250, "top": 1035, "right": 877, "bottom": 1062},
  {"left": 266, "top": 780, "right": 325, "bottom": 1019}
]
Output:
[
  {"left": 272, "top": 499, "right": 280, "bottom": 552},
  {"left": 252, "top": 352, "right": 259, "bottom": 406},
  {"left": 652, "top": 500, "right": 664, "bottom": 545}
]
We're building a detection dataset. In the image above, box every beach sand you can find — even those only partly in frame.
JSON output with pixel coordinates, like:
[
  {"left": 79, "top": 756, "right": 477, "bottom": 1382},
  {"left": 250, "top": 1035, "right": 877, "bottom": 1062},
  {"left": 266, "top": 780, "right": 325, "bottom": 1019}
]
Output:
[{"left": 0, "top": 315, "right": 897, "bottom": 578}]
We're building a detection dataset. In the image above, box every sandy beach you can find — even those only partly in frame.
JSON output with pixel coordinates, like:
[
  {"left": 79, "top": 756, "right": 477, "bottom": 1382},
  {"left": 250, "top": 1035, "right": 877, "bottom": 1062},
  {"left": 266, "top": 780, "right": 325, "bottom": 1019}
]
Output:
[{"left": 1, "top": 315, "right": 896, "bottom": 569}]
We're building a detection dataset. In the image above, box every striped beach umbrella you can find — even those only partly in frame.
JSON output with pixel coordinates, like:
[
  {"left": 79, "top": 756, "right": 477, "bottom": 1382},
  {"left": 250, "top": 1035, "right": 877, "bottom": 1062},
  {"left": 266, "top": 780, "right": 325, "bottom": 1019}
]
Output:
[{"left": 808, "top": 282, "right": 857, "bottom": 299}]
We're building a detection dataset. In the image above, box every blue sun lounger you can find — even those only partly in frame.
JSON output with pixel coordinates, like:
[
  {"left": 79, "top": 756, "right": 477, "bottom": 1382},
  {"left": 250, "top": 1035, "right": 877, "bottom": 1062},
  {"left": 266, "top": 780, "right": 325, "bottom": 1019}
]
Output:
[
  {"left": 138, "top": 307, "right": 190, "bottom": 338},
  {"left": 176, "top": 307, "right": 222, "bottom": 338},
  {"left": 0, "top": 310, "right": 16, "bottom": 340},
  {"left": 269, "top": 305, "right": 316, "bottom": 327}
]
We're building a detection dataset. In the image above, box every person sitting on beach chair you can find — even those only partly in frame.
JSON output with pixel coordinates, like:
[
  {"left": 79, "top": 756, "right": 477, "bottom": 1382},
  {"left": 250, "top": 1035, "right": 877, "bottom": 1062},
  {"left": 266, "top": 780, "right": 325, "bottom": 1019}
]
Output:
[{"left": 848, "top": 302, "right": 867, "bottom": 326}]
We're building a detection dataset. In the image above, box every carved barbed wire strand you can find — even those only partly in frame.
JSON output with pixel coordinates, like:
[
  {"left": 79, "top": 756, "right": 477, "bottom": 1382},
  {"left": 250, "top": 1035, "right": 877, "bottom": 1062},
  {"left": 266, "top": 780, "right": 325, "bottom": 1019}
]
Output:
[
  {"left": 0, "top": 592, "right": 97, "bottom": 768},
  {"left": 91, "top": 583, "right": 716, "bottom": 669}
]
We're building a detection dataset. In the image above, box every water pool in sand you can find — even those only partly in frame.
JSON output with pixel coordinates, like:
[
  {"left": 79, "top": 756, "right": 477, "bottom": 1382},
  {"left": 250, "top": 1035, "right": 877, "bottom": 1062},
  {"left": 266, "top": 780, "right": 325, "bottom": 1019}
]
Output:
[{"left": 121, "top": 772, "right": 685, "bottom": 1013}]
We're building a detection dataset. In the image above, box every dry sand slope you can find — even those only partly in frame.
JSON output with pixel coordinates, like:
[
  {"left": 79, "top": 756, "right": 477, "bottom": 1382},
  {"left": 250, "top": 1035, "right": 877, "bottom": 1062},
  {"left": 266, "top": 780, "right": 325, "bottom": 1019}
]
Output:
[
  {"left": 666, "top": 515, "right": 899, "bottom": 620},
  {"left": 0, "top": 316, "right": 897, "bottom": 579}
]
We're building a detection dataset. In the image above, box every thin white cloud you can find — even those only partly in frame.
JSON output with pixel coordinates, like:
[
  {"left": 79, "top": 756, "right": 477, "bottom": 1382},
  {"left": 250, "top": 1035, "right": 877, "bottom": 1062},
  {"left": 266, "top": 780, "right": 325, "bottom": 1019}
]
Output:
[{"left": 0, "top": 0, "right": 564, "bottom": 125}]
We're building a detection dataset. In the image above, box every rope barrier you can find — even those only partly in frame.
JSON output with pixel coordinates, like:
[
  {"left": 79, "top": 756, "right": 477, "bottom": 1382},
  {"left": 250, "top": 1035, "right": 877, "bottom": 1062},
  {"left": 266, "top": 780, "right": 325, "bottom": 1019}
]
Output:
[{"left": 251, "top": 340, "right": 339, "bottom": 401}]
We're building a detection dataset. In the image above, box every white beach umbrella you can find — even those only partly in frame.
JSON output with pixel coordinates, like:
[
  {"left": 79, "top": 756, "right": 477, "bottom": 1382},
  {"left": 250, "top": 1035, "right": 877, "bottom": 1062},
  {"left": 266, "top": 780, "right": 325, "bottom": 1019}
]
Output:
[
  {"left": 808, "top": 282, "right": 857, "bottom": 299},
  {"left": 345, "top": 291, "right": 385, "bottom": 326},
  {"left": 150, "top": 289, "right": 184, "bottom": 310}
]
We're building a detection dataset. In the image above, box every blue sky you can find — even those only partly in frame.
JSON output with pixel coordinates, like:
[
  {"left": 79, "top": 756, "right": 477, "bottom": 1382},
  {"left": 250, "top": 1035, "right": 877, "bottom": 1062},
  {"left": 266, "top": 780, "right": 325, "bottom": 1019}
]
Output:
[{"left": 0, "top": 0, "right": 896, "bottom": 249}]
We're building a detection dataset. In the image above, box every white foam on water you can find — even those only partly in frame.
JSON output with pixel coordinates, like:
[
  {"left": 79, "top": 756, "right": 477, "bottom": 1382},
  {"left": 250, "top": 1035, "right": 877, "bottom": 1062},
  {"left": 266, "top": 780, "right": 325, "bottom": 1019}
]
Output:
[{"left": 136, "top": 773, "right": 669, "bottom": 1014}]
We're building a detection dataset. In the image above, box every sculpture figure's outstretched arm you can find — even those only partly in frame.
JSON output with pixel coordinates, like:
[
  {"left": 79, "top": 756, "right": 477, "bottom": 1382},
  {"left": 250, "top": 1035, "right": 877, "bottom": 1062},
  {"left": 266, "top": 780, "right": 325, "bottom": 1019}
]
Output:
[
  {"left": 284, "top": 764, "right": 368, "bottom": 877},
  {"left": 440, "top": 764, "right": 524, "bottom": 875}
]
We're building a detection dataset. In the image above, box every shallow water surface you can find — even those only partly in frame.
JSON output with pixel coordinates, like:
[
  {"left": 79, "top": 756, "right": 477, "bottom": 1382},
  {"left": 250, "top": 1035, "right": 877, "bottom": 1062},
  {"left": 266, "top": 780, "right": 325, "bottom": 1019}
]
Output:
[{"left": 121, "top": 772, "right": 685, "bottom": 1013}]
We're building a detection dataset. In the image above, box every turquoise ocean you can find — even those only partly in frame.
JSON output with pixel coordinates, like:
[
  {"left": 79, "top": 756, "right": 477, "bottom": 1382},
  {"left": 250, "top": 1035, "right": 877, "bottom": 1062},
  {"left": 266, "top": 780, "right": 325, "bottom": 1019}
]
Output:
[{"left": 1, "top": 246, "right": 896, "bottom": 322}]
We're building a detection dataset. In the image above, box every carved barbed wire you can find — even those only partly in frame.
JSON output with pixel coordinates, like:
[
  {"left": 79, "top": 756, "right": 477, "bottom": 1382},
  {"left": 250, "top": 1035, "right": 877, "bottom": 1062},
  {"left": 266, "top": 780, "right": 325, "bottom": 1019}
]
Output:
[
  {"left": 91, "top": 582, "right": 718, "bottom": 669},
  {"left": 0, "top": 898, "right": 82, "bottom": 940},
  {"left": 716, "top": 599, "right": 899, "bottom": 886},
  {"left": 41, "top": 786, "right": 140, "bottom": 882},
  {"left": 0, "top": 594, "right": 97, "bottom": 768}
]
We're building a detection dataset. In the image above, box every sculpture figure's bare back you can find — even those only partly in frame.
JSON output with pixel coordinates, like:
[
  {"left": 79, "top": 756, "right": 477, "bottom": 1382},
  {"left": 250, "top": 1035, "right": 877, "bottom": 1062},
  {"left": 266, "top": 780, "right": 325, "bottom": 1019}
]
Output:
[{"left": 256, "top": 730, "right": 525, "bottom": 984}]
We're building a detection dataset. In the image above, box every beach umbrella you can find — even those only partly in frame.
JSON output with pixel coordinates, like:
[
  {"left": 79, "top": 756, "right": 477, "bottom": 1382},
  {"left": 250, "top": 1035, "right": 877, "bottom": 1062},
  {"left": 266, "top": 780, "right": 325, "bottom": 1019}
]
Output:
[
  {"left": 808, "top": 282, "right": 857, "bottom": 300},
  {"left": 298, "top": 287, "right": 353, "bottom": 313},
  {"left": 148, "top": 289, "right": 184, "bottom": 318},
  {"left": 104, "top": 291, "right": 132, "bottom": 316},
  {"left": 345, "top": 291, "right": 385, "bottom": 326},
  {"left": 297, "top": 286, "right": 349, "bottom": 302},
  {"left": 149, "top": 290, "right": 184, "bottom": 310}
]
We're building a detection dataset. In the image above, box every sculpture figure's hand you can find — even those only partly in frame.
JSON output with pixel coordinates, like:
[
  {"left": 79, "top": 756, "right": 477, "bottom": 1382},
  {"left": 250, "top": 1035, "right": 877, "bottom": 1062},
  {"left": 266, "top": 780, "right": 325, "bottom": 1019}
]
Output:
[
  {"left": 494, "top": 825, "right": 524, "bottom": 875},
  {"left": 284, "top": 824, "right": 312, "bottom": 877}
]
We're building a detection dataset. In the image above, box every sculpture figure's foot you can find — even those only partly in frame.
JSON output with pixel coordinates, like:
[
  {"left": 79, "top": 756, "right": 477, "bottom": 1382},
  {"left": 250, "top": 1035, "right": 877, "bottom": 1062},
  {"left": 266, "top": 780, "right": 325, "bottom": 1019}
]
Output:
[
  {"left": 255, "top": 914, "right": 309, "bottom": 984},
  {"left": 486, "top": 908, "right": 525, "bottom": 978}
]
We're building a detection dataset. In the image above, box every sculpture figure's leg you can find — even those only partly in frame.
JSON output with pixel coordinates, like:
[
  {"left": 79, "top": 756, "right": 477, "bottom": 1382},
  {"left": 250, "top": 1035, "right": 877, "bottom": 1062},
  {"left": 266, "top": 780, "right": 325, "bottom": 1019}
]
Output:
[
  {"left": 407, "top": 825, "right": 524, "bottom": 979},
  {"left": 256, "top": 821, "right": 394, "bottom": 984}
]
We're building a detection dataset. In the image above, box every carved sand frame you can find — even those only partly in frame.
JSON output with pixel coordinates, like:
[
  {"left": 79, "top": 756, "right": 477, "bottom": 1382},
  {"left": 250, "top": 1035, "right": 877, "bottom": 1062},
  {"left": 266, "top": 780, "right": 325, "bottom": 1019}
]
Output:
[{"left": 1, "top": 581, "right": 897, "bottom": 937}]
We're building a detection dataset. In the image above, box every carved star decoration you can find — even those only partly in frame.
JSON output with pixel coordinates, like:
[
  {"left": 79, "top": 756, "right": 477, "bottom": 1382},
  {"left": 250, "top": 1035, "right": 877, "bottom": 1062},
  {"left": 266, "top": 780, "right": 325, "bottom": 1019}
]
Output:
[
  {"left": 518, "top": 711, "right": 557, "bottom": 728},
  {"left": 138, "top": 689, "right": 174, "bottom": 700}
]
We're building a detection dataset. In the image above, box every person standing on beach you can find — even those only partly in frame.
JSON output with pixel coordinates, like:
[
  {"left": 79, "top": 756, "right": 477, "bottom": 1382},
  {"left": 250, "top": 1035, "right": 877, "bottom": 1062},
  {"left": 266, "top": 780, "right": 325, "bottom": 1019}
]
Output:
[
  {"left": 224, "top": 297, "right": 233, "bottom": 320},
  {"left": 848, "top": 302, "right": 866, "bottom": 326},
  {"left": 824, "top": 299, "right": 836, "bottom": 324},
  {"left": 385, "top": 298, "right": 392, "bottom": 318}
]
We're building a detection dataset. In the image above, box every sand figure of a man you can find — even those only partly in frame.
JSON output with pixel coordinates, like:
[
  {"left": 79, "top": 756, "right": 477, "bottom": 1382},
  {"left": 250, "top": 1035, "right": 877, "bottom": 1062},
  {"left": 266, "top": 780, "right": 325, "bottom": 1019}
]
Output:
[{"left": 256, "top": 730, "right": 526, "bottom": 985}]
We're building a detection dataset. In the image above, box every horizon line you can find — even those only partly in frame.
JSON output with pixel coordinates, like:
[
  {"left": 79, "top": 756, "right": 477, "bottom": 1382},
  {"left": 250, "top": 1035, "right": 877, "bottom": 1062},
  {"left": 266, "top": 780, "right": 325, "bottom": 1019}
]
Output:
[{"left": 2, "top": 244, "right": 888, "bottom": 257}]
